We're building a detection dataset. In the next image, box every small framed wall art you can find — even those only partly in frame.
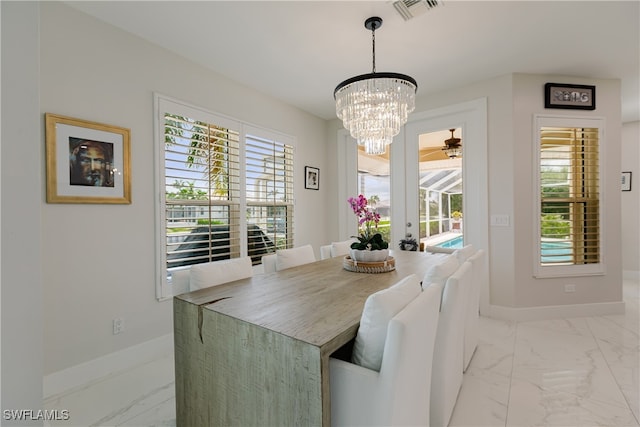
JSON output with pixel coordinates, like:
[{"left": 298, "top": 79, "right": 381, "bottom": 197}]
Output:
[
  {"left": 544, "top": 83, "right": 596, "bottom": 110},
  {"left": 305, "top": 166, "right": 319, "bottom": 190},
  {"left": 622, "top": 171, "right": 632, "bottom": 192},
  {"left": 45, "top": 113, "right": 131, "bottom": 204}
]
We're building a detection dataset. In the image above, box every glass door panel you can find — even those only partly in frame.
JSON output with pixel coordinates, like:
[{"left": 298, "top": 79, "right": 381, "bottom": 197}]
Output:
[
  {"left": 416, "top": 128, "right": 463, "bottom": 249},
  {"left": 356, "top": 145, "right": 391, "bottom": 244}
]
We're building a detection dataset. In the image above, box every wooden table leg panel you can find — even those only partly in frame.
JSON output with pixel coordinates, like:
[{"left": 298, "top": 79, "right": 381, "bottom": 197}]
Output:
[{"left": 200, "top": 310, "right": 323, "bottom": 426}]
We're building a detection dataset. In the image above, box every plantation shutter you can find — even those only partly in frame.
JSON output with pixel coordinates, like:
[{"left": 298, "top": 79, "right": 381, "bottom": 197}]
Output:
[
  {"left": 539, "top": 126, "right": 600, "bottom": 266},
  {"left": 245, "top": 132, "right": 295, "bottom": 256},
  {"left": 164, "top": 113, "right": 241, "bottom": 269}
]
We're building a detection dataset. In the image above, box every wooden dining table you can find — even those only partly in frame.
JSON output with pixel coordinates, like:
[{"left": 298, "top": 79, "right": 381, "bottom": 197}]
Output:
[{"left": 173, "top": 249, "right": 447, "bottom": 426}]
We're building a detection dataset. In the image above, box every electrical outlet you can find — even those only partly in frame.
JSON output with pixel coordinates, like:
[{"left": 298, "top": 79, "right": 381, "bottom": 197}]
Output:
[
  {"left": 564, "top": 284, "right": 576, "bottom": 293},
  {"left": 113, "top": 318, "right": 125, "bottom": 335}
]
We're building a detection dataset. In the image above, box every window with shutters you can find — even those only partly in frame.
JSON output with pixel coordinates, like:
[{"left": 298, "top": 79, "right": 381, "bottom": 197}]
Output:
[
  {"left": 155, "top": 95, "right": 295, "bottom": 298},
  {"left": 534, "top": 116, "right": 604, "bottom": 278},
  {"left": 245, "top": 130, "right": 295, "bottom": 258}
]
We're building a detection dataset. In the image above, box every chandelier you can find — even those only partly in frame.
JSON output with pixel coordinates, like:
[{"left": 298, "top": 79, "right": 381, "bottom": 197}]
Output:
[
  {"left": 442, "top": 128, "right": 462, "bottom": 158},
  {"left": 334, "top": 17, "right": 417, "bottom": 155}
]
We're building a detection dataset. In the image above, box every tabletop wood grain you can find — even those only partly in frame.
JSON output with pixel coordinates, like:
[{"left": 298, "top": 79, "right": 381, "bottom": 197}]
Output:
[{"left": 177, "top": 250, "right": 447, "bottom": 354}]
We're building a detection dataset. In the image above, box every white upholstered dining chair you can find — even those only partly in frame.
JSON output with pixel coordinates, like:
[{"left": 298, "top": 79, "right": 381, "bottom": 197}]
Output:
[
  {"left": 274, "top": 244, "right": 316, "bottom": 271},
  {"left": 261, "top": 253, "right": 277, "bottom": 273},
  {"left": 182, "top": 256, "right": 253, "bottom": 292},
  {"left": 262, "top": 244, "right": 316, "bottom": 273},
  {"left": 320, "top": 239, "right": 355, "bottom": 260},
  {"left": 427, "top": 260, "right": 473, "bottom": 427},
  {"left": 329, "top": 276, "right": 443, "bottom": 426},
  {"left": 463, "top": 249, "right": 486, "bottom": 371}
]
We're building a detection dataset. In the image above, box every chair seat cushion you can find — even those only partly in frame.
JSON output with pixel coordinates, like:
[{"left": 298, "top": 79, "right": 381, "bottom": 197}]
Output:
[{"left": 351, "top": 274, "right": 421, "bottom": 371}]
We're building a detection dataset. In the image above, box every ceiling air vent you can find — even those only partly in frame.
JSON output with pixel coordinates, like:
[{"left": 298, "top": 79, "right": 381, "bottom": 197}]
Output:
[{"left": 393, "top": 0, "right": 441, "bottom": 21}]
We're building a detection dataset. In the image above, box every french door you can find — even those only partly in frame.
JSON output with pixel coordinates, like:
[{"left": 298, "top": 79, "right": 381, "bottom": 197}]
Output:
[
  {"left": 339, "top": 98, "right": 488, "bottom": 267},
  {"left": 338, "top": 99, "right": 488, "bottom": 310}
]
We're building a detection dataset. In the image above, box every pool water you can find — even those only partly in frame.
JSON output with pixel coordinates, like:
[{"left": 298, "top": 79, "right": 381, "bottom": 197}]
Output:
[
  {"left": 540, "top": 240, "right": 572, "bottom": 262},
  {"left": 436, "top": 235, "right": 464, "bottom": 249},
  {"left": 435, "top": 236, "right": 573, "bottom": 262}
]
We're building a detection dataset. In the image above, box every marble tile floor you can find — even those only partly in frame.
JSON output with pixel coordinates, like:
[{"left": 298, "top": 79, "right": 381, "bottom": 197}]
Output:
[{"left": 45, "top": 279, "right": 639, "bottom": 427}]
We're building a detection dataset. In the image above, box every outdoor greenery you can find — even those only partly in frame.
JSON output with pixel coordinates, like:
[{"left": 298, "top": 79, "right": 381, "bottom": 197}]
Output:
[
  {"left": 541, "top": 166, "right": 571, "bottom": 237},
  {"left": 165, "top": 114, "right": 232, "bottom": 200},
  {"left": 376, "top": 221, "right": 391, "bottom": 243},
  {"left": 541, "top": 214, "right": 570, "bottom": 238},
  {"left": 166, "top": 180, "right": 208, "bottom": 200},
  {"left": 450, "top": 193, "right": 463, "bottom": 215}
]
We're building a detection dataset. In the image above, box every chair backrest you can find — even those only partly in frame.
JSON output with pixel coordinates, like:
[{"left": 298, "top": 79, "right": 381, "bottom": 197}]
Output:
[
  {"left": 189, "top": 256, "right": 253, "bottom": 291},
  {"left": 468, "top": 248, "right": 488, "bottom": 315},
  {"left": 320, "top": 244, "right": 332, "bottom": 260},
  {"left": 261, "top": 253, "right": 277, "bottom": 273},
  {"left": 329, "top": 279, "right": 442, "bottom": 427},
  {"left": 424, "top": 245, "right": 456, "bottom": 254},
  {"left": 330, "top": 239, "right": 355, "bottom": 258},
  {"left": 351, "top": 274, "right": 422, "bottom": 371},
  {"left": 463, "top": 249, "right": 486, "bottom": 370},
  {"left": 321, "top": 239, "right": 354, "bottom": 260},
  {"left": 422, "top": 254, "right": 459, "bottom": 289},
  {"left": 454, "top": 243, "right": 475, "bottom": 263},
  {"left": 171, "top": 269, "right": 191, "bottom": 295},
  {"left": 377, "top": 282, "right": 443, "bottom": 426},
  {"left": 275, "top": 244, "right": 316, "bottom": 271},
  {"left": 429, "top": 260, "right": 473, "bottom": 427}
]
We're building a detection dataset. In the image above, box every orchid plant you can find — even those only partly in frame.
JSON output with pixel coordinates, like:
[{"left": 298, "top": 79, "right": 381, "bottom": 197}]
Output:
[{"left": 348, "top": 195, "right": 389, "bottom": 251}]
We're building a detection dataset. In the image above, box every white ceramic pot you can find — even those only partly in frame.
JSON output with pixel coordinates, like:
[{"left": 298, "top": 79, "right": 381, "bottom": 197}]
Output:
[{"left": 350, "top": 248, "right": 389, "bottom": 263}]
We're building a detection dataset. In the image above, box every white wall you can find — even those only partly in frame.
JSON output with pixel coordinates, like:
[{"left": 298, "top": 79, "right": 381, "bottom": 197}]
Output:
[
  {"left": 394, "top": 74, "right": 520, "bottom": 308},
  {"left": 622, "top": 121, "right": 639, "bottom": 277},
  {"left": 38, "top": 2, "right": 327, "bottom": 375},
  {"left": 513, "top": 74, "right": 622, "bottom": 308},
  {"left": 1, "top": 1, "right": 44, "bottom": 422},
  {"left": 329, "top": 72, "right": 625, "bottom": 316}
]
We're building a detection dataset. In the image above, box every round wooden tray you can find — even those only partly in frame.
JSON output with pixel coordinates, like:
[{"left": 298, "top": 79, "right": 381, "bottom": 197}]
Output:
[{"left": 343, "top": 255, "right": 396, "bottom": 274}]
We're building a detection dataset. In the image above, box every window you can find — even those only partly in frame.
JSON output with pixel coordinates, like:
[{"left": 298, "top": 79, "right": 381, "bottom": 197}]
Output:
[
  {"left": 535, "top": 116, "right": 603, "bottom": 278},
  {"left": 357, "top": 146, "right": 391, "bottom": 243},
  {"left": 163, "top": 114, "right": 241, "bottom": 270},
  {"left": 155, "top": 96, "right": 295, "bottom": 298},
  {"left": 244, "top": 129, "right": 294, "bottom": 256}
]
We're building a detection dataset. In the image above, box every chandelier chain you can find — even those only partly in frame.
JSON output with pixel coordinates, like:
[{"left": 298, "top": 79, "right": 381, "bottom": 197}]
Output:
[{"left": 371, "top": 25, "right": 376, "bottom": 73}]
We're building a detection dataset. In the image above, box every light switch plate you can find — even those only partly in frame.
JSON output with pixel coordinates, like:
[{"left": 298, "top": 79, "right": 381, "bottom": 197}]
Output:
[{"left": 491, "top": 214, "right": 510, "bottom": 227}]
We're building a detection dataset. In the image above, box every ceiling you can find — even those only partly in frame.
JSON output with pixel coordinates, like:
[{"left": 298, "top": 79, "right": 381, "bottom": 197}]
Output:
[{"left": 65, "top": 1, "right": 639, "bottom": 123}]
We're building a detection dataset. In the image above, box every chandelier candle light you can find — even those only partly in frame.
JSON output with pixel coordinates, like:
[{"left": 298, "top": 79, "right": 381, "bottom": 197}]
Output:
[{"left": 334, "top": 17, "right": 417, "bottom": 155}]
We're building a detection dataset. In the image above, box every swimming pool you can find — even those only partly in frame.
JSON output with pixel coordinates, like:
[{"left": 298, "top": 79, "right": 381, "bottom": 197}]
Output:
[
  {"left": 436, "top": 236, "right": 573, "bottom": 262},
  {"left": 436, "top": 235, "right": 464, "bottom": 249},
  {"left": 540, "top": 240, "right": 572, "bottom": 262}
]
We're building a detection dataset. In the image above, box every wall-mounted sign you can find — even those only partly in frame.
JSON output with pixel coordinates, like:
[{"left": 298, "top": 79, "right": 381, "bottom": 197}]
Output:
[{"left": 544, "top": 83, "right": 596, "bottom": 110}]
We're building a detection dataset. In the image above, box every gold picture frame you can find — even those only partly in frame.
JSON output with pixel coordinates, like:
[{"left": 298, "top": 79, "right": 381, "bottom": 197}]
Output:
[{"left": 45, "top": 113, "right": 131, "bottom": 204}]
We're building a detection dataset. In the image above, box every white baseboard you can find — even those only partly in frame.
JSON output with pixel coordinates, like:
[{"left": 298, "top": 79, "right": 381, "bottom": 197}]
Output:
[
  {"left": 623, "top": 270, "right": 640, "bottom": 281},
  {"left": 43, "top": 333, "right": 173, "bottom": 399},
  {"left": 488, "top": 301, "right": 625, "bottom": 323}
]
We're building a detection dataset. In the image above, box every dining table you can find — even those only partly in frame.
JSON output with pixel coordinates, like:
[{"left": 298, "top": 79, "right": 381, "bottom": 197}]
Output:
[{"left": 173, "top": 249, "right": 447, "bottom": 426}]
